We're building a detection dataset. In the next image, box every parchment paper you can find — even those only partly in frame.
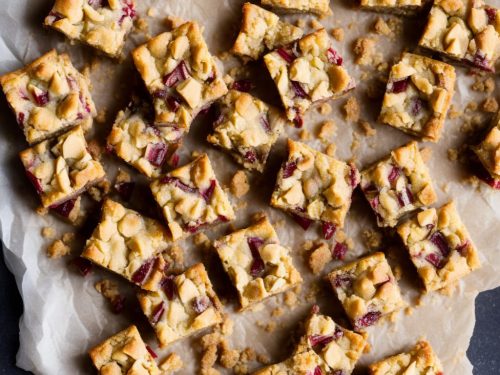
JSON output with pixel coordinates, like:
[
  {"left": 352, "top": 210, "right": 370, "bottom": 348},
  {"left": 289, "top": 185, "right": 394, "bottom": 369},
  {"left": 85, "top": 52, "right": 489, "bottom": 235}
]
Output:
[{"left": 1, "top": 0, "right": 499, "bottom": 374}]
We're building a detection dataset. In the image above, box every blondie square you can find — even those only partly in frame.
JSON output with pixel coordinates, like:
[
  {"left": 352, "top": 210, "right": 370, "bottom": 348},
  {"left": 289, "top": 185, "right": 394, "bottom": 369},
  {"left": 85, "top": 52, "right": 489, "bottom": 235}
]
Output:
[
  {"left": 261, "top": 0, "right": 332, "bottom": 16},
  {"left": 472, "top": 113, "right": 500, "bottom": 188}
]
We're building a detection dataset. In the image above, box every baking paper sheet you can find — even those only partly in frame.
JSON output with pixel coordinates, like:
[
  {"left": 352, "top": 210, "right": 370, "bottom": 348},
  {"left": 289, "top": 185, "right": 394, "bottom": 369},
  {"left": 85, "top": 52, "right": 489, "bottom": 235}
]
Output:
[{"left": 1, "top": 0, "right": 499, "bottom": 374}]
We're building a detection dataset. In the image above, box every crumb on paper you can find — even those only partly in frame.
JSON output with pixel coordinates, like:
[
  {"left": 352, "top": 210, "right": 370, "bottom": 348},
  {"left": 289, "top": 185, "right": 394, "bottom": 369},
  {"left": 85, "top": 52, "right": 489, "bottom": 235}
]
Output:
[
  {"left": 220, "top": 315, "right": 234, "bottom": 336},
  {"left": 472, "top": 76, "right": 495, "bottom": 93},
  {"left": 201, "top": 331, "right": 222, "bottom": 350},
  {"left": 299, "top": 129, "right": 311, "bottom": 140},
  {"left": 440, "top": 183, "right": 450, "bottom": 193},
  {"left": 46, "top": 239, "right": 71, "bottom": 259},
  {"left": 353, "top": 37, "right": 380, "bottom": 66},
  {"left": 372, "top": 17, "right": 391, "bottom": 36},
  {"left": 194, "top": 232, "right": 211, "bottom": 251},
  {"left": 147, "top": 7, "right": 158, "bottom": 17},
  {"left": 325, "top": 143, "right": 336, "bottom": 157},
  {"left": 95, "top": 109, "right": 107, "bottom": 124},
  {"left": 201, "top": 345, "right": 218, "bottom": 371},
  {"left": 465, "top": 101, "right": 478, "bottom": 112},
  {"left": 160, "top": 353, "right": 183, "bottom": 373},
  {"left": 331, "top": 27, "right": 344, "bottom": 41},
  {"left": 251, "top": 211, "right": 267, "bottom": 222},
  {"left": 271, "top": 307, "right": 284, "bottom": 317},
  {"left": 257, "top": 320, "right": 277, "bottom": 332},
  {"left": 41, "top": 227, "right": 55, "bottom": 239},
  {"left": 393, "top": 265, "right": 402, "bottom": 281},
  {"left": 448, "top": 104, "right": 461, "bottom": 119},
  {"left": 305, "top": 282, "right": 321, "bottom": 302},
  {"left": 308, "top": 242, "right": 332, "bottom": 274},
  {"left": 230, "top": 170, "right": 249, "bottom": 198},
  {"left": 94, "top": 279, "right": 123, "bottom": 312},
  {"left": 115, "top": 169, "right": 131, "bottom": 185},
  {"left": 87, "top": 139, "right": 102, "bottom": 160},
  {"left": 405, "top": 306, "right": 414, "bottom": 316},
  {"left": 303, "top": 240, "right": 314, "bottom": 252},
  {"left": 318, "top": 120, "right": 336, "bottom": 143},
  {"left": 362, "top": 229, "right": 382, "bottom": 250},
  {"left": 463, "top": 175, "right": 480, "bottom": 190},
  {"left": 482, "top": 97, "right": 498, "bottom": 113},
  {"left": 164, "top": 16, "right": 186, "bottom": 29},
  {"left": 296, "top": 18, "right": 306, "bottom": 28},
  {"left": 134, "top": 17, "right": 149, "bottom": 33},
  {"left": 447, "top": 148, "right": 458, "bottom": 161},
  {"left": 284, "top": 290, "right": 299, "bottom": 308},
  {"left": 343, "top": 97, "right": 360, "bottom": 122},
  {"left": 219, "top": 340, "right": 240, "bottom": 368},
  {"left": 89, "top": 179, "right": 110, "bottom": 202},
  {"left": 351, "top": 131, "right": 361, "bottom": 153},
  {"left": 359, "top": 120, "right": 376, "bottom": 136},
  {"left": 419, "top": 147, "right": 432, "bottom": 163},
  {"left": 36, "top": 206, "right": 49, "bottom": 216},
  {"left": 257, "top": 353, "right": 270, "bottom": 365},
  {"left": 218, "top": 51, "right": 231, "bottom": 61},
  {"left": 318, "top": 102, "right": 332, "bottom": 115},
  {"left": 310, "top": 19, "right": 323, "bottom": 30}
]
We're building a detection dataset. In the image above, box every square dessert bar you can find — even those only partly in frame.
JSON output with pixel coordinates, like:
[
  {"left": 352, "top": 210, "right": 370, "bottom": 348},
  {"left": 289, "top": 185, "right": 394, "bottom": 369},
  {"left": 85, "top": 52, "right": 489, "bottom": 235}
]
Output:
[
  {"left": 0, "top": 49, "right": 96, "bottom": 145},
  {"left": 264, "top": 28, "right": 354, "bottom": 127},
  {"left": 207, "top": 90, "right": 285, "bottom": 172},
  {"left": 271, "top": 140, "right": 360, "bottom": 237},
  {"left": 213, "top": 217, "right": 302, "bottom": 309},
  {"left": 253, "top": 350, "right": 329, "bottom": 375},
  {"left": 44, "top": 0, "right": 136, "bottom": 58},
  {"left": 368, "top": 340, "right": 443, "bottom": 375},
  {"left": 294, "top": 309, "right": 367, "bottom": 374},
  {"left": 360, "top": 141, "right": 437, "bottom": 228},
  {"left": 19, "top": 126, "right": 105, "bottom": 208},
  {"left": 89, "top": 325, "right": 160, "bottom": 375},
  {"left": 397, "top": 201, "right": 481, "bottom": 291},
  {"left": 472, "top": 113, "right": 500, "bottom": 188},
  {"left": 138, "top": 263, "right": 223, "bottom": 347},
  {"left": 328, "top": 252, "right": 405, "bottom": 331},
  {"left": 82, "top": 199, "right": 171, "bottom": 291},
  {"left": 379, "top": 53, "right": 456, "bottom": 142},
  {"left": 261, "top": 0, "right": 332, "bottom": 16},
  {"left": 107, "top": 98, "right": 180, "bottom": 178},
  {"left": 419, "top": 0, "right": 500, "bottom": 72},
  {"left": 150, "top": 154, "right": 235, "bottom": 241},
  {"left": 359, "top": 0, "right": 423, "bottom": 16},
  {"left": 132, "top": 22, "right": 228, "bottom": 142},
  {"left": 231, "top": 3, "right": 303, "bottom": 60}
]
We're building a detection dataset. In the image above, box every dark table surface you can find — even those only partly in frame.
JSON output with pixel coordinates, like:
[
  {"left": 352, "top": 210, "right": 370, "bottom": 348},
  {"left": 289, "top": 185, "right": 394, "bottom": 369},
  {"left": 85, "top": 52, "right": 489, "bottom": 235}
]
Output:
[{"left": 1, "top": 251, "right": 499, "bottom": 374}]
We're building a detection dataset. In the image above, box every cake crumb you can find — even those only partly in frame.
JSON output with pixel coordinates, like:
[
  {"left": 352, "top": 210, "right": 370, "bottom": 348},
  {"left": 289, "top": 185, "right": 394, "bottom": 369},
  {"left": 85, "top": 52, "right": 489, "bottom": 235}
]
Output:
[
  {"left": 147, "top": 7, "right": 158, "bottom": 17},
  {"left": 41, "top": 227, "right": 55, "bottom": 239},
  {"left": 331, "top": 27, "right": 344, "bottom": 41},
  {"left": 448, "top": 104, "right": 461, "bottom": 119},
  {"left": 351, "top": 131, "right": 361, "bottom": 153},
  {"left": 201, "top": 331, "right": 222, "bottom": 350},
  {"left": 46, "top": 240, "right": 71, "bottom": 259},
  {"left": 440, "top": 183, "right": 450, "bottom": 193},
  {"left": 447, "top": 148, "right": 458, "bottom": 161},
  {"left": 308, "top": 243, "right": 332, "bottom": 274},
  {"left": 194, "top": 232, "right": 211, "bottom": 251},
  {"left": 405, "top": 306, "right": 414, "bottom": 316},
  {"left": 134, "top": 17, "right": 149, "bottom": 33},
  {"left": 219, "top": 340, "right": 240, "bottom": 368},
  {"left": 310, "top": 19, "right": 323, "bottom": 30},
  {"left": 240, "top": 348, "right": 256, "bottom": 363},
  {"left": 230, "top": 170, "right": 249, "bottom": 198},
  {"left": 359, "top": 120, "right": 376, "bottom": 136},
  {"left": 296, "top": 18, "right": 306, "bottom": 28},
  {"left": 257, "top": 353, "right": 270, "bottom": 365},
  {"left": 438, "top": 282, "right": 457, "bottom": 296},
  {"left": 201, "top": 345, "right": 218, "bottom": 370},
  {"left": 284, "top": 290, "right": 298, "bottom": 308},
  {"left": 362, "top": 230, "right": 382, "bottom": 250},
  {"left": 318, "top": 102, "right": 332, "bottom": 115},
  {"left": 164, "top": 16, "right": 185, "bottom": 29},
  {"left": 160, "top": 353, "right": 183, "bottom": 373},
  {"left": 271, "top": 307, "right": 284, "bottom": 318},
  {"left": 36, "top": 206, "right": 49, "bottom": 216},
  {"left": 318, "top": 120, "right": 336, "bottom": 142},
  {"left": 299, "top": 129, "right": 311, "bottom": 140},
  {"left": 465, "top": 101, "right": 478, "bottom": 112},
  {"left": 482, "top": 97, "right": 498, "bottom": 113},
  {"left": 372, "top": 17, "right": 391, "bottom": 36},
  {"left": 325, "top": 143, "right": 336, "bottom": 157},
  {"left": 353, "top": 37, "right": 378, "bottom": 66},
  {"left": 87, "top": 139, "right": 103, "bottom": 160},
  {"left": 257, "top": 320, "right": 277, "bottom": 332},
  {"left": 94, "top": 279, "right": 124, "bottom": 313},
  {"left": 472, "top": 76, "right": 495, "bottom": 93},
  {"left": 343, "top": 97, "right": 360, "bottom": 122},
  {"left": 95, "top": 109, "right": 107, "bottom": 124}
]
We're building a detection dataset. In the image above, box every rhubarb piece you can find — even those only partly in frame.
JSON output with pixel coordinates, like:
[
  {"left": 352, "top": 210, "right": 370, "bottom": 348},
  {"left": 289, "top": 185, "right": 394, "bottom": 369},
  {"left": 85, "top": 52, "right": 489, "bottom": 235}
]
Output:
[
  {"left": 328, "top": 252, "right": 405, "bottom": 332},
  {"left": 19, "top": 126, "right": 105, "bottom": 208},
  {"left": 360, "top": 141, "right": 437, "bottom": 228},
  {"left": 89, "top": 325, "right": 160, "bottom": 375},
  {"left": 44, "top": 0, "right": 136, "bottom": 58},
  {"left": 132, "top": 22, "right": 228, "bottom": 141},
  {"left": 369, "top": 340, "right": 443, "bottom": 375},
  {"left": 0, "top": 50, "right": 96, "bottom": 144},
  {"left": 397, "top": 201, "right": 481, "bottom": 291},
  {"left": 261, "top": 0, "right": 332, "bottom": 16},
  {"left": 82, "top": 199, "right": 171, "bottom": 291},
  {"left": 214, "top": 217, "right": 302, "bottom": 309},
  {"left": 264, "top": 29, "right": 354, "bottom": 123},
  {"left": 107, "top": 98, "right": 180, "bottom": 178},
  {"left": 360, "top": 0, "right": 424, "bottom": 15},
  {"left": 207, "top": 90, "right": 285, "bottom": 172},
  {"left": 294, "top": 309, "right": 367, "bottom": 374},
  {"left": 231, "top": 3, "right": 303, "bottom": 60},
  {"left": 472, "top": 112, "right": 500, "bottom": 188},
  {"left": 379, "top": 53, "right": 456, "bottom": 142},
  {"left": 419, "top": 0, "right": 500, "bottom": 72},
  {"left": 138, "top": 263, "right": 223, "bottom": 347},
  {"left": 271, "top": 140, "right": 359, "bottom": 232},
  {"left": 50, "top": 195, "right": 82, "bottom": 223},
  {"left": 253, "top": 350, "right": 330, "bottom": 375},
  {"left": 150, "top": 154, "right": 235, "bottom": 241}
]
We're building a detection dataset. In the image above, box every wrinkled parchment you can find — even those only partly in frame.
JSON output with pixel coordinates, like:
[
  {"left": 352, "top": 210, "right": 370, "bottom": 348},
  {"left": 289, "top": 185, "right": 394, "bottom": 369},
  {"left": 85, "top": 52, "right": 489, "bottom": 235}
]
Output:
[{"left": 1, "top": 0, "right": 500, "bottom": 374}]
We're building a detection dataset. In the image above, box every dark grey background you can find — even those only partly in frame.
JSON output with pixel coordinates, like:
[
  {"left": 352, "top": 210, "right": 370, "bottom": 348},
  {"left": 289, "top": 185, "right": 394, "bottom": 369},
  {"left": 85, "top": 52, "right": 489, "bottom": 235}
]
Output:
[{"left": 1, "top": 249, "right": 499, "bottom": 374}]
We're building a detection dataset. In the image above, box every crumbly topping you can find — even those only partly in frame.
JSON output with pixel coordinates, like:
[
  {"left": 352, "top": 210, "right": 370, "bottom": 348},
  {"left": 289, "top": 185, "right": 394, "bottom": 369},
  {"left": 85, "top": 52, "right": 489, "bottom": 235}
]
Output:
[
  {"left": 82, "top": 199, "right": 171, "bottom": 291},
  {"left": 214, "top": 217, "right": 302, "bottom": 309},
  {"left": 362, "top": 229, "right": 383, "bottom": 250},
  {"left": 353, "top": 37, "right": 380, "bottom": 66},
  {"left": 138, "top": 263, "right": 223, "bottom": 347},
  {"left": 317, "top": 120, "right": 336, "bottom": 143},
  {"left": 207, "top": 90, "right": 285, "bottom": 172},
  {"left": 419, "top": 0, "right": 500, "bottom": 72},
  {"left": 482, "top": 97, "right": 498, "bottom": 112},
  {"left": 360, "top": 141, "right": 437, "bottom": 227},
  {"left": 369, "top": 340, "right": 443, "bottom": 375},
  {"left": 42, "top": 227, "right": 55, "bottom": 239},
  {"left": 150, "top": 154, "right": 235, "bottom": 241},
  {"left": 230, "top": 170, "right": 250, "bottom": 198},
  {"left": 271, "top": 140, "right": 360, "bottom": 229},
  {"left": 231, "top": 3, "right": 304, "bottom": 60},
  {"left": 20, "top": 126, "right": 105, "bottom": 208},
  {"left": 0, "top": 50, "right": 95, "bottom": 144},
  {"left": 132, "top": 22, "right": 228, "bottom": 139},
  {"left": 331, "top": 27, "right": 344, "bottom": 41},
  {"left": 379, "top": 53, "right": 456, "bottom": 142},
  {"left": 372, "top": 17, "right": 392, "bottom": 36},
  {"left": 47, "top": 239, "right": 71, "bottom": 258},
  {"left": 160, "top": 353, "right": 184, "bottom": 373},
  {"left": 89, "top": 325, "right": 160, "bottom": 375},
  {"left": 299, "top": 129, "right": 311, "bottom": 140},
  {"left": 263, "top": 29, "right": 354, "bottom": 126},
  {"left": 359, "top": 120, "right": 377, "bottom": 136},
  {"left": 261, "top": 0, "right": 332, "bottom": 16},
  {"left": 343, "top": 97, "right": 360, "bottom": 123},
  {"left": 318, "top": 102, "right": 332, "bottom": 115},
  {"left": 328, "top": 252, "right": 405, "bottom": 331},
  {"left": 473, "top": 113, "right": 500, "bottom": 179},
  {"left": 397, "top": 201, "right": 481, "bottom": 291},
  {"left": 472, "top": 76, "right": 495, "bottom": 93},
  {"left": 45, "top": 0, "right": 136, "bottom": 57}
]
